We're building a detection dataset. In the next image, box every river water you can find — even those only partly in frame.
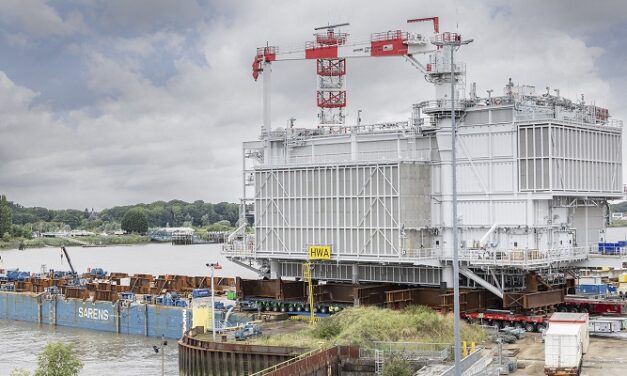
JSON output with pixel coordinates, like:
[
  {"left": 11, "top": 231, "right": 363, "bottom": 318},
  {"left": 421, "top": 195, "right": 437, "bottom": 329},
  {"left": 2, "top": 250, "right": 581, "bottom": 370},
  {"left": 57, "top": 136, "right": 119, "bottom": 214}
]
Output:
[{"left": 0, "top": 243, "right": 258, "bottom": 375}]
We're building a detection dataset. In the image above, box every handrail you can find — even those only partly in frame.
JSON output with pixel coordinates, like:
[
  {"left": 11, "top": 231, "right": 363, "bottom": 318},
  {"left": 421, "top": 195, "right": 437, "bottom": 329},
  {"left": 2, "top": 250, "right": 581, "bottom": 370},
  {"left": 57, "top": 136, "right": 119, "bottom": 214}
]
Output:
[{"left": 249, "top": 347, "right": 327, "bottom": 376}]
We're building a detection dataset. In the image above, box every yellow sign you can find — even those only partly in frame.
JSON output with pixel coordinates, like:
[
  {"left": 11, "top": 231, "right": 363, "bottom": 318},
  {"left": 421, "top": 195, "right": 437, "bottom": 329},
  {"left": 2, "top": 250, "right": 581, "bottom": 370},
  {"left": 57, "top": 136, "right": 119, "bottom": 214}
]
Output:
[{"left": 308, "top": 245, "right": 331, "bottom": 260}]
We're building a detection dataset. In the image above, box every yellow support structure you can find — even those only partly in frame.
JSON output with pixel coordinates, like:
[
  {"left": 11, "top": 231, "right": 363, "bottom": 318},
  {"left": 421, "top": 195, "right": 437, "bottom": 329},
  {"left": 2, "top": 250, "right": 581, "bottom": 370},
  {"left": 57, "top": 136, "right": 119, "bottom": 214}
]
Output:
[{"left": 303, "top": 262, "right": 315, "bottom": 325}]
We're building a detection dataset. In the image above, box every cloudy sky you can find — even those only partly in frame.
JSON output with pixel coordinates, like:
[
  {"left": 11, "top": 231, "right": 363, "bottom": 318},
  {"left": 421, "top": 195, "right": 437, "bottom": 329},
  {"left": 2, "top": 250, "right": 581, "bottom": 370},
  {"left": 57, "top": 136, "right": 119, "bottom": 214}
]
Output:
[{"left": 1, "top": 0, "right": 626, "bottom": 209}]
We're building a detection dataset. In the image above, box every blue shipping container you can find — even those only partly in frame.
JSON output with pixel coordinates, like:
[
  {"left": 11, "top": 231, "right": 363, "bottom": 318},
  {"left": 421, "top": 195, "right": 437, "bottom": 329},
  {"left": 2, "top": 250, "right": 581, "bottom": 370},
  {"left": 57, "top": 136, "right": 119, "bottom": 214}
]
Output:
[
  {"left": 192, "top": 288, "right": 210, "bottom": 298},
  {"left": 576, "top": 284, "right": 608, "bottom": 295}
]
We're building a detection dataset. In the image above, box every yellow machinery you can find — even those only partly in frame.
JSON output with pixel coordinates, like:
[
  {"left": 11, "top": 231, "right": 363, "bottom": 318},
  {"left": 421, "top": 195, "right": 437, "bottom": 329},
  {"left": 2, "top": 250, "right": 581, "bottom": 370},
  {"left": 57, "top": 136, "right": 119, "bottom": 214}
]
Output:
[{"left": 303, "top": 262, "right": 315, "bottom": 325}]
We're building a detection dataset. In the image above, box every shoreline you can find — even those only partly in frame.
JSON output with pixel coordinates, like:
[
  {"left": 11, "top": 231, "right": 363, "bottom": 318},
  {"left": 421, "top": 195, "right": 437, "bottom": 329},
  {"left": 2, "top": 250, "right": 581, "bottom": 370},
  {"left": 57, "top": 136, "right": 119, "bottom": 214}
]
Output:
[{"left": 0, "top": 234, "right": 151, "bottom": 251}]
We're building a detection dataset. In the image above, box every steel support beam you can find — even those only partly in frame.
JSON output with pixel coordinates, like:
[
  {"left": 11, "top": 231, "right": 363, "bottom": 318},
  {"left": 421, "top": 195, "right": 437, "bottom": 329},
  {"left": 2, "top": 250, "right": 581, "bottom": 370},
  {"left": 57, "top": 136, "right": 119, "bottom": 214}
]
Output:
[{"left": 459, "top": 267, "right": 503, "bottom": 299}]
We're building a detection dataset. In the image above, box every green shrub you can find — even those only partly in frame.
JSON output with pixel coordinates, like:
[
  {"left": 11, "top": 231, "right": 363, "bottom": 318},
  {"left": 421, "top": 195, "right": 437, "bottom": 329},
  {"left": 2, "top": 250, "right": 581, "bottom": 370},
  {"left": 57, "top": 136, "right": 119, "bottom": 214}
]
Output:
[
  {"left": 381, "top": 355, "right": 413, "bottom": 376},
  {"left": 312, "top": 317, "right": 342, "bottom": 339}
]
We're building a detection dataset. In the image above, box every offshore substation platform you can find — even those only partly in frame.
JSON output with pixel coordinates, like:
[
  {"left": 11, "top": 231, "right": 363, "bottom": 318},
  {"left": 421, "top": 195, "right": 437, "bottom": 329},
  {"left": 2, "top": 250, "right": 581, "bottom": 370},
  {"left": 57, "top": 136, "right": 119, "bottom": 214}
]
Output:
[{"left": 222, "top": 17, "right": 624, "bottom": 312}]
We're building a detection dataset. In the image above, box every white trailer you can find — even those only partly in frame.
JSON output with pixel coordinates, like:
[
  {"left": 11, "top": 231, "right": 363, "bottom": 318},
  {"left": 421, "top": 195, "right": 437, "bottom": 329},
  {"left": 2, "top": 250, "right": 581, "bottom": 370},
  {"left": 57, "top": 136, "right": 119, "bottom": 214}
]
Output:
[{"left": 544, "top": 325, "right": 582, "bottom": 376}]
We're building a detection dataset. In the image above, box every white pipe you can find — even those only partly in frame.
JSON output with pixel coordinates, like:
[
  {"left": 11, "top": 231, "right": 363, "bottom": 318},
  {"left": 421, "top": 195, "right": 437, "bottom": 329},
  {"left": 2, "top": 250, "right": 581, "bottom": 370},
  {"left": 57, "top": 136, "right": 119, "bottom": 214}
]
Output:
[
  {"left": 211, "top": 267, "right": 216, "bottom": 341},
  {"left": 262, "top": 61, "right": 271, "bottom": 135},
  {"left": 227, "top": 223, "right": 247, "bottom": 243},
  {"left": 223, "top": 306, "right": 234, "bottom": 329},
  {"left": 480, "top": 223, "right": 499, "bottom": 247}
]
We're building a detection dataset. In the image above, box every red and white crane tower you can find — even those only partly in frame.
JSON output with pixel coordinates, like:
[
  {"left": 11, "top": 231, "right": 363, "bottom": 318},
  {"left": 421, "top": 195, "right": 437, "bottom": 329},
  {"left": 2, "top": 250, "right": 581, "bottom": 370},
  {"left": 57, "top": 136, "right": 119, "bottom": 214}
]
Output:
[
  {"left": 252, "top": 17, "right": 466, "bottom": 131},
  {"left": 312, "top": 23, "right": 349, "bottom": 125}
]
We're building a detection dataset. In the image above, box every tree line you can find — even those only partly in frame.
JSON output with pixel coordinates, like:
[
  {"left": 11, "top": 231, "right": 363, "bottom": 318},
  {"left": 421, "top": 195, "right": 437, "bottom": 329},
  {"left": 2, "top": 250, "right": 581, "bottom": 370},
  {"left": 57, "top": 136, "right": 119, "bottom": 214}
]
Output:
[{"left": 1, "top": 195, "right": 240, "bottom": 238}]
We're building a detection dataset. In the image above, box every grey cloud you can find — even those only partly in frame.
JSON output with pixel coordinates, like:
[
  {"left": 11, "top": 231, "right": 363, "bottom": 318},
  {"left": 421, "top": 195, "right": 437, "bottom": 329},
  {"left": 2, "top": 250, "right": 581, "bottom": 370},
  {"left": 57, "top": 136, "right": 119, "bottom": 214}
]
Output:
[
  {"left": 0, "top": 0, "right": 86, "bottom": 38},
  {"left": 0, "top": 0, "right": 625, "bottom": 210}
]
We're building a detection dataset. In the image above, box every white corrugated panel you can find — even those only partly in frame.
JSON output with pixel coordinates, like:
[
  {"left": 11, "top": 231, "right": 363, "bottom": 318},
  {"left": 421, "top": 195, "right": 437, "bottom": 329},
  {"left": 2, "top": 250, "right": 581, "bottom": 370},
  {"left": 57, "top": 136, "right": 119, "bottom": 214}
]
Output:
[
  {"left": 492, "top": 131, "right": 514, "bottom": 157},
  {"left": 493, "top": 162, "right": 515, "bottom": 192},
  {"left": 494, "top": 201, "right": 527, "bottom": 225}
]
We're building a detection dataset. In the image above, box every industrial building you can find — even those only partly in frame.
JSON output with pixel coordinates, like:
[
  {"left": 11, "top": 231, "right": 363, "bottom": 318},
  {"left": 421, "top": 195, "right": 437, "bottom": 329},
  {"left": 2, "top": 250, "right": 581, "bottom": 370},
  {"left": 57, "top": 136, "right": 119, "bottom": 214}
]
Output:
[{"left": 224, "top": 18, "right": 624, "bottom": 308}]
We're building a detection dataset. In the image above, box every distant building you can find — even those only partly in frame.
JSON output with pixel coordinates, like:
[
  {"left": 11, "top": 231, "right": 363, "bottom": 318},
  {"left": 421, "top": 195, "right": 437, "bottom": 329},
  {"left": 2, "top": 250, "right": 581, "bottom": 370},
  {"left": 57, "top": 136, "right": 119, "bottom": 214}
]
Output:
[
  {"left": 88, "top": 208, "right": 98, "bottom": 220},
  {"left": 612, "top": 212, "right": 624, "bottom": 220},
  {"left": 147, "top": 227, "right": 194, "bottom": 242}
]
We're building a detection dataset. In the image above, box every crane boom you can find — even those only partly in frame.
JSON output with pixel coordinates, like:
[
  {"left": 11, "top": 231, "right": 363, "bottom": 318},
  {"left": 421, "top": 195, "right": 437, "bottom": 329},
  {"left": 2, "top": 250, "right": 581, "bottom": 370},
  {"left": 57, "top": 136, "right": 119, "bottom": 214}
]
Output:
[
  {"left": 251, "top": 18, "right": 466, "bottom": 130},
  {"left": 61, "top": 246, "right": 77, "bottom": 278},
  {"left": 252, "top": 30, "right": 433, "bottom": 79}
]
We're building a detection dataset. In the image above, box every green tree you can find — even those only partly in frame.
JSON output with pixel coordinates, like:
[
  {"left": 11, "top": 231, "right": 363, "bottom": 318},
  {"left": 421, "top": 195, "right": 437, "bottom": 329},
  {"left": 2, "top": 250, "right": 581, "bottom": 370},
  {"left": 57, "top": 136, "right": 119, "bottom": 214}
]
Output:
[
  {"left": 206, "top": 220, "right": 233, "bottom": 232},
  {"left": 34, "top": 343, "right": 82, "bottom": 376},
  {"left": 52, "top": 210, "right": 84, "bottom": 229},
  {"left": 121, "top": 208, "right": 148, "bottom": 234},
  {"left": 11, "top": 342, "right": 83, "bottom": 376},
  {"left": 0, "top": 194, "right": 12, "bottom": 238}
]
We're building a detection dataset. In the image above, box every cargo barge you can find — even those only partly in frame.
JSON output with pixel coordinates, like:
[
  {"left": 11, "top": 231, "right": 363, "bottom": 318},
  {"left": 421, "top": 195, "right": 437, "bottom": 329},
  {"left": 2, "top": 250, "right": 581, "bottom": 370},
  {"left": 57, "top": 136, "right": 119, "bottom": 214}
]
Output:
[
  {"left": 0, "top": 265, "right": 238, "bottom": 339},
  {"left": 0, "top": 290, "right": 191, "bottom": 339}
]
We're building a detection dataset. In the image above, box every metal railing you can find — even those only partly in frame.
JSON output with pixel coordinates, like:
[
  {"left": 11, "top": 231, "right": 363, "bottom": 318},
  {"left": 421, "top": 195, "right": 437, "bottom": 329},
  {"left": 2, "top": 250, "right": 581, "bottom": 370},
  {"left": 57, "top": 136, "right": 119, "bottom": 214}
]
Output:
[
  {"left": 515, "top": 110, "right": 623, "bottom": 129},
  {"left": 360, "top": 342, "right": 450, "bottom": 362},
  {"left": 265, "top": 121, "right": 415, "bottom": 140},
  {"left": 222, "top": 243, "right": 441, "bottom": 262},
  {"left": 225, "top": 239, "right": 627, "bottom": 269},
  {"left": 439, "top": 347, "right": 486, "bottom": 376},
  {"left": 279, "top": 149, "right": 432, "bottom": 165},
  {"left": 589, "top": 245, "right": 627, "bottom": 256},
  {"left": 370, "top": 30, "right": 408, "bottom": 42},
  {"left": 418, "top": 99, "right": 467, "bottom": 113},
  {"left": 457, "top": 247, "right": 590, "bottom": 267},
  {"left": 399, "top": 247, "right": 439, "bottom": 260},
  {"left": 248, "top": 347, "right": 326, "bottom": 376},
  {"left": 222, "top": 240, "right": 255, "bottom": 258}
]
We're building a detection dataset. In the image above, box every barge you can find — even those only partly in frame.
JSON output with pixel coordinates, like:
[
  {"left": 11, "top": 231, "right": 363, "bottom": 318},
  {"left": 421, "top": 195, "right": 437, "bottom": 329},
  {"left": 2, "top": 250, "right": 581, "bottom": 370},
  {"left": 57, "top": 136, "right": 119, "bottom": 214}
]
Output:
[
  {"left": 0, "top": 267, "right": 237, "bottom": 339},
  {"left": 0, "top": 290, "right": 191, "bottom": 339}
]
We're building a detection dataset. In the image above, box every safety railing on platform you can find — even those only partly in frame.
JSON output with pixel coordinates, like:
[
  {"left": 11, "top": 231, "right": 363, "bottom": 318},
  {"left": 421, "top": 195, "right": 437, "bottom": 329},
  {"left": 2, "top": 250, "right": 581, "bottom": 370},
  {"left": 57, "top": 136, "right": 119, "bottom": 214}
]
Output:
[
  {"left": 267, "top": 148, "right": 432, "bottom": 166},
  {"left": 265, "top": 121, "right": 415, "bottom": 141},
  {"left": 225, "top": 242, "right": 627, "bottom": 267},
  {"left": 399, "top": 247, "right": 439, "bottom": 260},
  {"left": 515, "top": 110, "right": 623, "bottom": 129},
  {"left": 418, "top": 99, "right": 467, "bottom": 113},
  {"left": 457, "top": 246, "right": 590, "bottom": 267},
  {"left": 223, "top": 242, "right": 441, "bottom": 264},
  {"left": 222, "top": 240, "right": 256, "bottom": 258}
]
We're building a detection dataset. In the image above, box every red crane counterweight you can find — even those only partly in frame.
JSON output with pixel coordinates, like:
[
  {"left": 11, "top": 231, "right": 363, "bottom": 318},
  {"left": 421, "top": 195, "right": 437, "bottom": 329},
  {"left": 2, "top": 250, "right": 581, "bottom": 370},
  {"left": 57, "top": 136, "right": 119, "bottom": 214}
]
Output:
[{"left": 407, "top": 16, "right": 439, "bottom": 33}]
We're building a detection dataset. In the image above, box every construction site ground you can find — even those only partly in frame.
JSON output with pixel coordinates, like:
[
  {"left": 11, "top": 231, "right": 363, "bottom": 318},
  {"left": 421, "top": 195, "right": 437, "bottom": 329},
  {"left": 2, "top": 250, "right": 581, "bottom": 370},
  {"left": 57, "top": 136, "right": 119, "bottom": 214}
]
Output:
[
  {"left": 193, "top": 316, "right": 309, "bottom": 343},
  {"left": 509, "top": 333, "right": 627, "bottom": 375}
]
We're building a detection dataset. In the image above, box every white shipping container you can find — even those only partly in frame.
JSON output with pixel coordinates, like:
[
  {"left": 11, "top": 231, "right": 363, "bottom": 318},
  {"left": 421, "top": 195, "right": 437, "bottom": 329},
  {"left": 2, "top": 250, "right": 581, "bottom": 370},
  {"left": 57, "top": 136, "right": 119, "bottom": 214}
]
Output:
[
  {"left": 548, "top": 312, "right": 589, "bottom": 354},
  {"left": 544, "top": 325, "right": 582, "bottom": 370},
  {"left": 120, "top": 277, "right": 131, "bottom": 287}
]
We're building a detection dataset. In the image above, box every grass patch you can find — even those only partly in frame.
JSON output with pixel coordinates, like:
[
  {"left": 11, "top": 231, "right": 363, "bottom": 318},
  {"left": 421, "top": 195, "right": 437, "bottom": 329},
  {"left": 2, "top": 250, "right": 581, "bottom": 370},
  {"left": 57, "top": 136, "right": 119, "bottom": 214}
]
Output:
[{"left": 250, "top": 305, "right": 487, "bottom": 350}]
